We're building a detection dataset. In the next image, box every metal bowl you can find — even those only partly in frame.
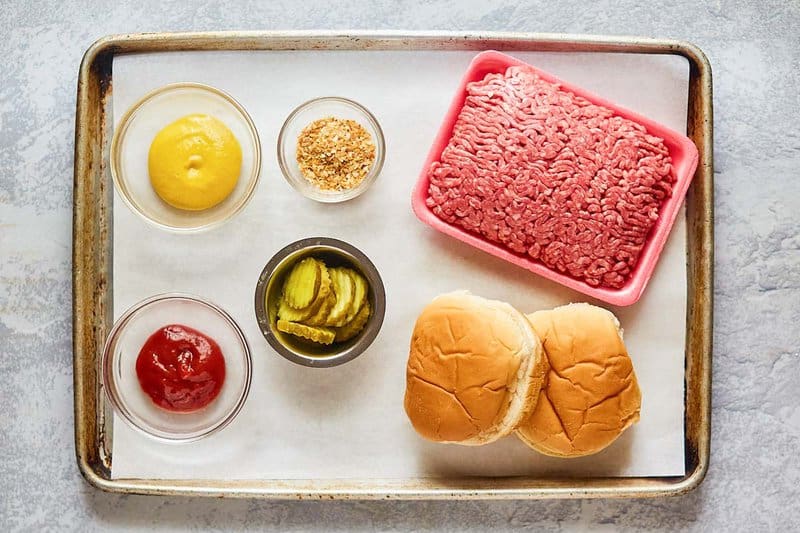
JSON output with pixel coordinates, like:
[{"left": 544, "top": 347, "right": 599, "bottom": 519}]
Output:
[{"left": 254, "top": 237, "right": 385, "bottom": 368}]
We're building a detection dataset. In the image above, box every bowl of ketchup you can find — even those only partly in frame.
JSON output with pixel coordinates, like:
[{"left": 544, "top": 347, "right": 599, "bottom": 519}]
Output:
[{"left": 102, "top": 293, "right": 252, "bottom": 442}]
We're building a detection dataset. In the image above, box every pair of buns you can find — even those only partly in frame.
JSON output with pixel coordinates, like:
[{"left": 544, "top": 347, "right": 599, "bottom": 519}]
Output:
[{"left": 404, "top": 291, "right": 641, "bottom": 457}]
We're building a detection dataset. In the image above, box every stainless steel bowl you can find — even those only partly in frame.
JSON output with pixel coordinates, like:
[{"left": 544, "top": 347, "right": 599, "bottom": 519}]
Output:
[{"left": 254, "top": 237, "right": 386, "bottom": 367}]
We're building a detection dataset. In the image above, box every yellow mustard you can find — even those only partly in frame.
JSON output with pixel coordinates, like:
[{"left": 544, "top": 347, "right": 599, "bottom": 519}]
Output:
[{"left": 148, "top": 114, "right": 242, "bottom": 211}]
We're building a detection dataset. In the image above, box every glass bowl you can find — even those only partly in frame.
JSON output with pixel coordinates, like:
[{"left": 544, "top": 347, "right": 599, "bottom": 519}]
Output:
[
  {"left": 254, "top": 237, "right": 386, "bottom": 368},
  {"left": 110, "top": 82, "right": 262, "bottom": 232},
  {"left": 277, "top": 97, "right": 385, "bottom": 203},
  {"left": 102, "top": 293, "right": 252, "bottom": 442}
]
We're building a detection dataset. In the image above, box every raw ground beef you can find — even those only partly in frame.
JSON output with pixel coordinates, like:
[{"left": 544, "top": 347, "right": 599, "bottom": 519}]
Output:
[{"left": 426, "top": 66, "right": 675, "bottom": 289}]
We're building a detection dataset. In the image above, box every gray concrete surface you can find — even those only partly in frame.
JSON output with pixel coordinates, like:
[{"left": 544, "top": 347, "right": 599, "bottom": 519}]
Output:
[{"left": 2, "top": 0, "right": 799, "bottom": 530}]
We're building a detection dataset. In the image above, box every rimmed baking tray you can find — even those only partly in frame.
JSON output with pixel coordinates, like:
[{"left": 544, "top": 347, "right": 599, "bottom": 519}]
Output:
[{"left": 73, "top": 30, "right": 713, "bottom": 499}]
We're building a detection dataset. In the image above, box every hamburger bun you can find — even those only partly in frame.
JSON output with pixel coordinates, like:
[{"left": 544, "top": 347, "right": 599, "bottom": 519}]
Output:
[
  {"left": 404, "top": 291, "right": 546, "bottom": 445},
  {"left": 515, "top": 303, "right": 641, "bottom": 457}
]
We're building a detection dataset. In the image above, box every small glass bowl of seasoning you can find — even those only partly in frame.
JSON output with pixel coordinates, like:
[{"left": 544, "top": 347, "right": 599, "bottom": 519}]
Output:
[
  {"left": 277, "top": 97, "right": 385, "bottom": 203},
  {"left": 110, "top": 82, "right": 262, "bottom": 232},
  {"left": 254, "top": 237, "right": 386, "bottom": 367},
  {"left": 102, "top": 293, "right": 252, "bottom": 442}
]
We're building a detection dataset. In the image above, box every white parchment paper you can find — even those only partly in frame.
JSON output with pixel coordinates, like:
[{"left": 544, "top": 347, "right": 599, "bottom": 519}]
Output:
[{"left": 110, "top": 50, "right": 688, "bottom": 479}]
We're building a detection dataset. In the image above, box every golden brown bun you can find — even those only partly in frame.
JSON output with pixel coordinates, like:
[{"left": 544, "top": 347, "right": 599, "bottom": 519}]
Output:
[
  {"left": 515, "top": 303, "right": 641, "bottom": 457},
  {"left": 404, "top": 291, "right": 546, "bottom": 445}
]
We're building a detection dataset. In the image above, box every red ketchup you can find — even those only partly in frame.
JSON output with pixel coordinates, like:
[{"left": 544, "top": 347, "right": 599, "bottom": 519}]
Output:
[{"left": 135, "top": 324, "right": 226, "bottom": 412}]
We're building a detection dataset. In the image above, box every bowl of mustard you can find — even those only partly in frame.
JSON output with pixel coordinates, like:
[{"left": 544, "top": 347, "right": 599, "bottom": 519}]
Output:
[{"left": 110, "top": 82, "right": 262, "bottom": 232}]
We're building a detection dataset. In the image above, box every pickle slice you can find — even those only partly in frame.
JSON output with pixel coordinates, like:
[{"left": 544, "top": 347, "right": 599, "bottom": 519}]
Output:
[
  {"left": 277, "top": 261, "right": 331, "bottom": 321},
  {"left": 276, "top": 319, "right": 335, "bottom": 345},
  {"left": 277, "top": 297, "right": 315, "bottom": 323},
  {"left": 326, "top": 268, "right": 355, "bottom": 327},
  {"left": 282, "top": 257, "right": 321, "bottom": 310},
  {"left": 304, "top": 292, "right": 336, "bottom": 326},
  {"left": 334, "top": 301, "right": 371, "bottom": 342},
  {"left": 343, "top": 269, "right": 368, "bottom": 324},
  {"left": 314, "top": 261, "right": 332, "bottom": 302}
]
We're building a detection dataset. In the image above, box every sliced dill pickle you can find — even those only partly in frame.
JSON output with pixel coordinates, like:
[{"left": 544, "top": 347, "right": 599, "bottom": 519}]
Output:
[
  {"left": 325, "top": 268, "right": 355, "bottom": 327},
  {"left": 277, "top": 297, "right": 316, "bottom": 323},
  {"left": 343, "top": 268, "right": 368, "bottom": 324},
  {"left": 305, "top": 262, "right": 332, "bottom": 308},
  {"left": 277, "top": 260, "right": 332, "bottom": 321},
  {"left": 276, "top": 319, "right": 335, "bottom": 345},
  {"left": 282, "top": 257, "right": 321, "bottom": 309},
  {"left": 334, "top": 301, "right": 371, "bottom": 342},
  {"left": 304, "top": 292, "right": 336, "bottom": 326}
]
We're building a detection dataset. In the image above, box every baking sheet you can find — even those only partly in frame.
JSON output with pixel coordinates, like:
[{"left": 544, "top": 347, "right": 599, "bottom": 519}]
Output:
[{"left": 110, "top": 50, "right": 688, "bottom": 479}]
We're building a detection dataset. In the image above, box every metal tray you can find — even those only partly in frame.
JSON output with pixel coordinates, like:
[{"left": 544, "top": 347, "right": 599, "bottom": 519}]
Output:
[{"left": 73, "top": 31, "right": 713, "bottom": 499}]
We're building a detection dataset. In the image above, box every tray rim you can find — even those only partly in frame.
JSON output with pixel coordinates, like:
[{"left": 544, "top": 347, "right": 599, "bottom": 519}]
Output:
[{"left": 73, "top": 30, "right": 713, "bottom": 500}]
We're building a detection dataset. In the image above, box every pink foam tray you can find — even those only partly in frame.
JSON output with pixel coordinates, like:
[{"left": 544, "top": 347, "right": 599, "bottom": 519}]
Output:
[{"left": 411, "top": 51, "right": 699, "bottom": 306}]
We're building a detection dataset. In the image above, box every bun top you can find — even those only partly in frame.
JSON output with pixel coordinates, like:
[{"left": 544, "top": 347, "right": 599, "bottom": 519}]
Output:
[
  {"left": 516, "top": 303, "right": 641, "bottom": 457},
  {"left": 404, "top": 291, "right": 541, "bottom": 444}
]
